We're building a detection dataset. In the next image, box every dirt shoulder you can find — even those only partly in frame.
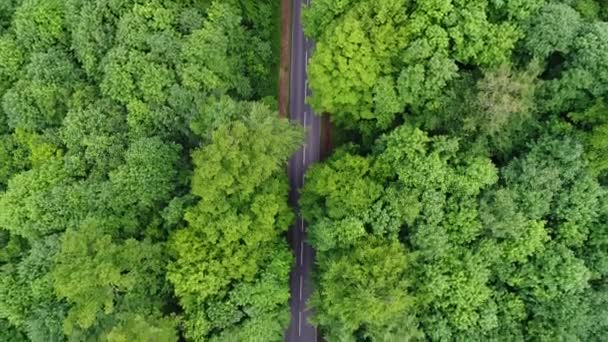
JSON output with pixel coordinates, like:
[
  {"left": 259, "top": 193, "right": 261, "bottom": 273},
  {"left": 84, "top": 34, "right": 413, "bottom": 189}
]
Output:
[{"left": 278, "top": 0, "right": 291, "bottom": 118}]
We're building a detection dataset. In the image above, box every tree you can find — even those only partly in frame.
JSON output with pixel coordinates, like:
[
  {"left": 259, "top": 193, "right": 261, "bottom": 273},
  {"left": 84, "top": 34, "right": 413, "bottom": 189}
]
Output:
[
  {"left": 0, "top": 0, "right": 21, "bottom": 31},
  {"left": 465, "top": 65, "right": 538, "bottom": 135},
  {"left": 0, "top": 0, "right": 287, "bottom": 340},
  {"left": 109, "top": 137, "right": 181, "bottom": 212},
  {"left": 53, "top": 218, "right": 176, "bottom": 341},
  {"left": 0, "top": 34, "right": 23, "bottom": 99},
  {"left": 0, "top": 235, "right": 67, "bottom": 342},
  {"left": 13, "top": 0, "right": 67, "bottom": 52},
  {"left": 168, "top": 104, "right": 302, "bottom": 340},
  {"left": 60, "top": 100, "right": 128, "bottom": 179},
  {"left": 523, "top": 3, "right": 582, "bottom": 59},
  {"left": 179, "top": 1, "right": 251, "bottom": 97},
  {"left": 301, "top": 1, "right": 608, "bottom": 340},
  {"left": 304, "top": 0, "right": 409, "bottom": 133},
  {"left": 3, "top": 48, "right": 84, "bottom": 132},
  {"left": 310, "top": 240, "right": 420, "bottom": 341},
  {"left": 301, "top": 125, "right": 499, "bottom": 340},
  {"left": 301, "top": 123, "right": 608, "bottom": 340},
  {"left": 0, "top": 158, "right": 71, "bottom": 241},
  {"left": 303, "top": 0, "right": 538, "bottom": 135},
  {"left": 539, "top": 21, "right": 608, "bottom": 113}
]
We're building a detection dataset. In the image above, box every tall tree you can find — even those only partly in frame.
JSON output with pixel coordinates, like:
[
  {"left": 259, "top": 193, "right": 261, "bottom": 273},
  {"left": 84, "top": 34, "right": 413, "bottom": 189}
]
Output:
[{"left": 168, "top": 104, "right": 302, "bottom": 341}]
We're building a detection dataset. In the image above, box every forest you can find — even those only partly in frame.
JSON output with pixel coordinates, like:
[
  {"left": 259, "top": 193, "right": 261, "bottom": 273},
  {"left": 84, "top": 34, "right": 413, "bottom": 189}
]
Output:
[
  {"left": 1, "top": 0, "right": 608, "bottom": 341},
  {"left": 302, "top": 0, "right": 608, "bottom": 340},
  {"left": 0, "top": 0, "right": 302, "bottom": 341}
]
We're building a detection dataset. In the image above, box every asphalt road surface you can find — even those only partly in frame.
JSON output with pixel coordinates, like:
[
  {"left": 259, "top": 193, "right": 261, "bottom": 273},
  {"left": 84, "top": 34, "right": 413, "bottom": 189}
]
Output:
[{"left": 286, "top": 0, "right": 319, "bottom": 340}]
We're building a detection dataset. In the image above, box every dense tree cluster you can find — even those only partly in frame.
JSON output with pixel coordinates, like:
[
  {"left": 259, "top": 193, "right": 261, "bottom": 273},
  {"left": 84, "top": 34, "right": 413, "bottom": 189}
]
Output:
[
  {"left": 168, "top": 104, "right": 301, "bottom": 341},
  {"left": 4, "top": 0, "right": 608, "bottom": 340},
  {"left": 0, "top": 0, "right": 300, "bottom": 341},
  {"left": 303, "top": 0, "right": 608, "bottom": 340}
]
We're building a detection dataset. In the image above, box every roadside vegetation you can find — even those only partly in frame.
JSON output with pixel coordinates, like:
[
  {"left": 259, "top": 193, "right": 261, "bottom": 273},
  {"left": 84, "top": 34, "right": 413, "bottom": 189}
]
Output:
[
  {"left": 3, "top": 0, "right": 608, "bottom": 341},
  {"left": 0, "top": 0, "right": 301, "bottom": 341},
  {"left": 302, "top": 0, "right": 608, "bottom": 340}
]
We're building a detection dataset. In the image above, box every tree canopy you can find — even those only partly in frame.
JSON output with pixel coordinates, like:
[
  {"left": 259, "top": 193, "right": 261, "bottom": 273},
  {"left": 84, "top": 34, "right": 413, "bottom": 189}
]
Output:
[
  {"left": 0, "top": 0, "right": 300, "bottom": 341},
  {"left": 303, "top": 0, "right": 608, "bottom": 340},
  {"left": 3, "top": 0, "right": 608, "bottom": 340}
]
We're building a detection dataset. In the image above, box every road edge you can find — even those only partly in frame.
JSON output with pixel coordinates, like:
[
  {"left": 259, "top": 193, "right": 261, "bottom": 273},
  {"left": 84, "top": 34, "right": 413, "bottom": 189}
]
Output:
[{"left": 278, "top": 0, "right": 292, "bottom": 118}]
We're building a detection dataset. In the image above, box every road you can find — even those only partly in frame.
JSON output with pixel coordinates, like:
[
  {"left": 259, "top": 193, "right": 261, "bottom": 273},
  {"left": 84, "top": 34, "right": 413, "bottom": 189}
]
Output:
[{"left": 286, "top": 0, "right": 319, "bottom": 340}]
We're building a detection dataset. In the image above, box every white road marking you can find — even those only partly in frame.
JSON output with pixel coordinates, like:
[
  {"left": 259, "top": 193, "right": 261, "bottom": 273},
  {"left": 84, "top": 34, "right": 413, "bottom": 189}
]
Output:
[
  {"left": 293, "top": 0, "right": 315, "bottom": 338},
  {"left": 298, "top": 311, "right": 302, "bottom": 336},
  {"left": 300, "top": 241, "right": 304, "bottom": 266},
  {"left": 302, "top": 110, "right": 307, "bottom": 185}
]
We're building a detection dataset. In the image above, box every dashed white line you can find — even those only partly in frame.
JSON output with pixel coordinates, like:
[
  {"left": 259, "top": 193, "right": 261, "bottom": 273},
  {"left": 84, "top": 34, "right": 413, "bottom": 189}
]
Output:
[
  {"left": 303, "top": 112, "right": 307, "bottom": 170},
  {"left": 300, "top": 241, "right": 304, "bottom": 266},
  {"left": 294, "top": 0, "right": 315, "bottom": 338},
  {"left": 298, "top": 311, "right": 302, "bottom": 336}
]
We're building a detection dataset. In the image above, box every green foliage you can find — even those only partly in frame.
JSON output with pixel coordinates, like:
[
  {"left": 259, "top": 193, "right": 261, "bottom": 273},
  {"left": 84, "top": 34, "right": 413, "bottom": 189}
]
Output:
[
  {"left": 304, "top": 0, "right": 539, "bottom": 135},
  {"left": 427, "top": 64, "right": 540, "bottom": 142},
  {"left": 302, "top": 123, "right": 608, "bottom": 340},
  {"left": 302, "top": 125, "right": 499, "bottom": 339},
  {"left": 478, "top": 134, "right": 608, "bottom": 341},
  {"left": 60, "top": 100, "right": 128, "bottom": 178},
  {"left": 168, "top": 105, "right": 301, "bottom": 340},
  {"left": 524, "top": 3, "right": 582, "bottom": 59},
  {"left": 0, "top": 159, "right": 71, "bottom": 240},
  {"left": 0, "top": 35, "right": 23, "bottom": 91},
  {"left": 3, "top": 48, "right": 84, "bottom": 131},
  {"left": 302, "top": 0, "right": 608, "bottom": 341},
  {"left": 179, "top": 2, "right": 249, "bottom": 96},
  {"left": 0, "top": 319, "right": 27, "bottom": 342},
  {"left": 13, "top": 0, "right": 67, "bottom": 52},
  {"left": 0, "top": 0, "right": 289, "bottom": 340},
  {"left": 468, "top": 66, "right": 537, "bottom": 134},
  {"left": 305, "top": 0, "right": 409, "bottom": 133},
  {"left": 0, "top": 133, "right": 29, "bottom": 189},
  {"left": 9, "top": 0, "right": 608, "bottom": 340},
  {"left": 109, "top": 137, "right": 181, "bottom": 211},
  {"left": 53, "top": 219, "right": 175, "bottom": 340},
  {"left": 572, "top": 0, "right": 608, "bottom": 20},
  {"left": 539, "top": 21, "right": 608, "bottom": 113},
  {"left": 311, "top": 240, "right": 420, "bottom": 341},
  {"left": 0, "top": 0, "right": 21, "bottom": 31},
  {"left": 0, "top": 235, "right": 66, "bottom": 342}
]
